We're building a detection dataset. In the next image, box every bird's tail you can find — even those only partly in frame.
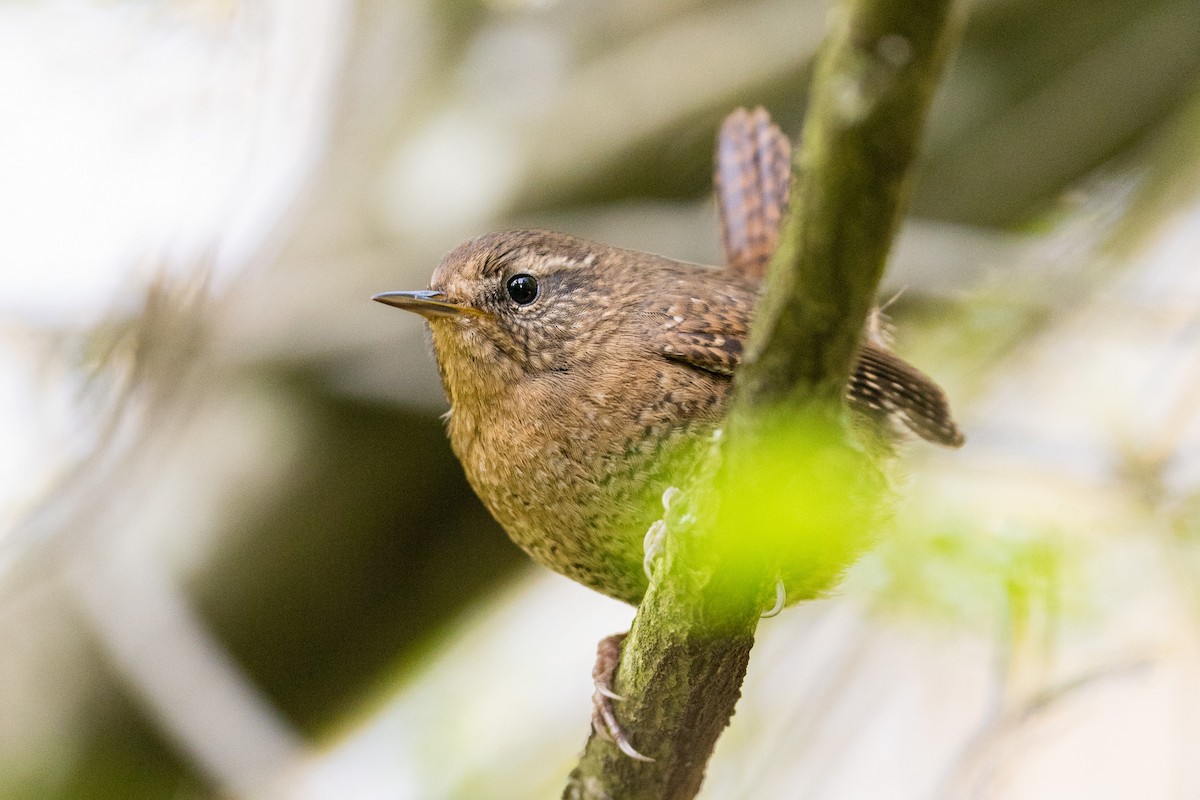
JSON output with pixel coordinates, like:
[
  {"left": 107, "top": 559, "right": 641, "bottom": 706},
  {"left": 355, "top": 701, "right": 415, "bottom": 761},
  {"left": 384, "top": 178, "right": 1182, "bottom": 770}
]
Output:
[{"left": 849, "top": 343, "right": 965, "bottom": 448}]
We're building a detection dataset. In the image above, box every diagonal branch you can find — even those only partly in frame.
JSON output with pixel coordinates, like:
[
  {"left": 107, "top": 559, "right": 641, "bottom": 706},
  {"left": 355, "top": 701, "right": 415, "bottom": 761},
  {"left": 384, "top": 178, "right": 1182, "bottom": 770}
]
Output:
[{"left": 564, "top": 1, "right": 962, "bottom": 798}]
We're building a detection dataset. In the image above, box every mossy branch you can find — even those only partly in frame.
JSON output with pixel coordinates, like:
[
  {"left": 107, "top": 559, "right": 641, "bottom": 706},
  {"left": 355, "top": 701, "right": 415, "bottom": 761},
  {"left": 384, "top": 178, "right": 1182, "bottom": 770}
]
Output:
[{"left": 564, "top": 1, "right": 961, "bottom": 798}]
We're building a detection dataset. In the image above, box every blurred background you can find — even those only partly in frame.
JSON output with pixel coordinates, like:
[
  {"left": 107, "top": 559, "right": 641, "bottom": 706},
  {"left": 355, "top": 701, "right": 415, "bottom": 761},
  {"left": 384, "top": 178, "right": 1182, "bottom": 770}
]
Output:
[{"left": 2, "top": 0, "right": 1200, "bottom": 798}]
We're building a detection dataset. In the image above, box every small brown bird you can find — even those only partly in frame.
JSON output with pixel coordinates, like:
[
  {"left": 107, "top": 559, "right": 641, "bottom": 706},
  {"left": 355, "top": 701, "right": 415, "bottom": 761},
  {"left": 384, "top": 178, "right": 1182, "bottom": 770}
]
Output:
[
  {"left": 374, "top": 228, "right": 962, "bottom": 606},
  {"left": 374, "top": 108, "right": 962, "bottom": 760}
]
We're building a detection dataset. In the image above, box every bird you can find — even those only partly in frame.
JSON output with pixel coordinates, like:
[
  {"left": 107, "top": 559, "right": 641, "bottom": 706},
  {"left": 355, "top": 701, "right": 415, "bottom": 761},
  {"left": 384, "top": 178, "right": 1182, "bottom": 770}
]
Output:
[
  {"left": 373, "top": 107, "right": 963, "bottom": 761},
  {"left": 373, "top": 228, "right": 962, "bottom": 606}
]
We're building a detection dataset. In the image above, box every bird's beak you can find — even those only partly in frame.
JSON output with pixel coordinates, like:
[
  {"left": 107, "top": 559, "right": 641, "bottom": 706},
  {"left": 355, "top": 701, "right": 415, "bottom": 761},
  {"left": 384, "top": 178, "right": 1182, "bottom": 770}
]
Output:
[{"left": 372, "top": 290, "right": 485, "bottom": 318}]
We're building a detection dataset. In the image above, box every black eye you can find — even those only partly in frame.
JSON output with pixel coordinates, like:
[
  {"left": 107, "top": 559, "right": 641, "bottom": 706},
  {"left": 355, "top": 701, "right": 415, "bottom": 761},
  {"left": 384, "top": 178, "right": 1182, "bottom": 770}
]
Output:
[{"left": 505, "top": 273, "right": 539, "bottom": 305}]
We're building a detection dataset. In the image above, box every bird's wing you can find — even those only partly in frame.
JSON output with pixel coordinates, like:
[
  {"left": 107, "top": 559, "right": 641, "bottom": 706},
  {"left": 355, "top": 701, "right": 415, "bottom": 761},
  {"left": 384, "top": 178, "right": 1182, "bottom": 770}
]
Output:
[
  {"left": 658, "top": 307, "right": 964, "bottom": 448},
  {"left": 654, "top": 294, "right": 748, "bottom": 378},
  {"left": 714, "top": 107, "right": 792, "bottom": 280}
]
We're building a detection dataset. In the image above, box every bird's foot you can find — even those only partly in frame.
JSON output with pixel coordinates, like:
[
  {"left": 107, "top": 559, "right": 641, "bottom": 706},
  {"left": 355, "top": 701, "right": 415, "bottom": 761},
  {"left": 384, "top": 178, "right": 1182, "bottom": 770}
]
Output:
[{"left": 591, "top": 632, "right": 654, "bottom": 762}]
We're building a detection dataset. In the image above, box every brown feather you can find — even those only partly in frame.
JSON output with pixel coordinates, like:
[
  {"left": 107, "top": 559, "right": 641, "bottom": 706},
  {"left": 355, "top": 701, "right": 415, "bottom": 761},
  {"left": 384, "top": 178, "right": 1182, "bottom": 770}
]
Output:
[
  {"left": 656, "top": 300, "right": 964, "bottom": 448},
  {"left": 715, "top": 107, "right": 792, "bottom": 280}
]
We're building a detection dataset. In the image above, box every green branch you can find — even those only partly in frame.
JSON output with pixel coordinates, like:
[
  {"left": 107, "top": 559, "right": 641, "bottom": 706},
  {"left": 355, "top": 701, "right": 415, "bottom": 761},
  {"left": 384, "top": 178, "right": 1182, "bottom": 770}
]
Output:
[{"left": 563, "top": 1, "right": 961, "bottom": 798}]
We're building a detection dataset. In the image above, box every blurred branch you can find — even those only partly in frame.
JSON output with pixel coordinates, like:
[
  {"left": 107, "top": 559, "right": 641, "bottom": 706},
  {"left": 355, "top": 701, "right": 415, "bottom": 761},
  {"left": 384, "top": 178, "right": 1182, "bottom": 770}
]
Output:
[
  {"left": 520, "top": 0, "right": 829, "bottom": 209},
  {"left": 917, "top": 0, "right": 1200, "bottom": 224},
  {"left": 564, "top": 0, "right": 961, "bottom": 798},
  {"left": 72, "top": 551, "right": 307, "bottom": 797}
]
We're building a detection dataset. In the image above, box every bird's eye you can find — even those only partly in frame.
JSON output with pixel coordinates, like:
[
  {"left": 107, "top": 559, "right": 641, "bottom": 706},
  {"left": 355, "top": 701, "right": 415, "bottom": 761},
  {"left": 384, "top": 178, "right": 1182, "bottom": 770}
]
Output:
[{"left": 505, "top": 273, "right": 539, "bottom": 306}]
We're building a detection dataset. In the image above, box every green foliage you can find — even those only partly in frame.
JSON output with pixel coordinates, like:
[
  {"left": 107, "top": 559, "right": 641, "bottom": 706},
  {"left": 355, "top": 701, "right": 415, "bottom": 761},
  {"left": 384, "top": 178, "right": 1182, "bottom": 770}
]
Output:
[
  {"left": 858, "top": 516, "right": 1072, "bottom": 628},
  {"left": 707, "top": 411, "right": 886, "bottom": 611}
]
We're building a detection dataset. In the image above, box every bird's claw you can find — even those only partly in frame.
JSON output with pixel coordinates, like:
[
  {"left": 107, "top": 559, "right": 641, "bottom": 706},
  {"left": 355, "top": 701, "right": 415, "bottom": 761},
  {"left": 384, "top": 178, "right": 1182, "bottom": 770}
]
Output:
[
  {"left": 661, "top": 486, "right": 681, "bottom": 512},
  {"left": 760, "top": 577, "right": 786, "bottom": 618},
  {"left": 594, "top": 683, "right": 624, "bottom": 701},
  {"left": 591, "top": 633, "right": 655, "bottom": 763},
  {"left": 643, "top": 520, "right": 667, "bottom": 580},
  {"left": 643, "top": 486, "right": 685, "bottom": 580}
]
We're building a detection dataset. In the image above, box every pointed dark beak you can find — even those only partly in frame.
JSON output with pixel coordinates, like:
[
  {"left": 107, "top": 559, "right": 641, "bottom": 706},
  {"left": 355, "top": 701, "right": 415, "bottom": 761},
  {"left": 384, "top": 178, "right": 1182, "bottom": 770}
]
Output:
[{"left": 372, "top": 290, "right": 484, "bottom": 318}]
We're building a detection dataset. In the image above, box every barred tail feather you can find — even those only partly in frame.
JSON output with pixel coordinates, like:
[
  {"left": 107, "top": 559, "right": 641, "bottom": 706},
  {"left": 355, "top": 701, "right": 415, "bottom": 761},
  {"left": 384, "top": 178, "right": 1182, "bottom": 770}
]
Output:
[{"left": 849, "top": 343, "right": 964, "bottom": 448}]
